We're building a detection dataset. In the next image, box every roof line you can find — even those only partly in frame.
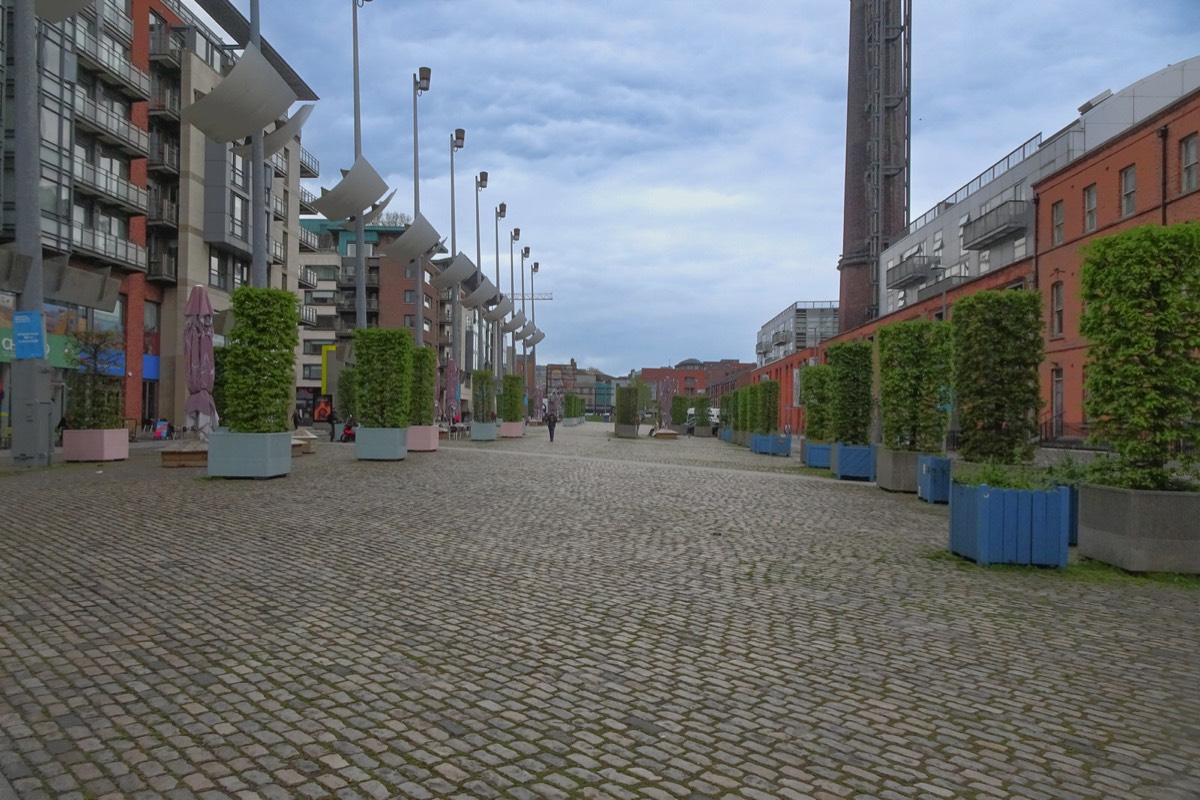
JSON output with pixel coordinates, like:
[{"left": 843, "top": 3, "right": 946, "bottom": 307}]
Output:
[{"left": 193, "top": 0, "right": 319, "bottom": 102}]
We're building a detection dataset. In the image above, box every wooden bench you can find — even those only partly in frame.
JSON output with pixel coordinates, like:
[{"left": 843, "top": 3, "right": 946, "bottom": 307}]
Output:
[
  {"left": 652, "top": 429, "right": 678, "bottom": 440},
  {"left": 161, "top": 439, "right": 207, "bottom": 468}
]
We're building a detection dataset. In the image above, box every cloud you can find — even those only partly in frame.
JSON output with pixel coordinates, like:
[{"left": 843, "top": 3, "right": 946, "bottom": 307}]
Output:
[{"left": 196, "top": 0, "right": 1200, "bottom": 376}]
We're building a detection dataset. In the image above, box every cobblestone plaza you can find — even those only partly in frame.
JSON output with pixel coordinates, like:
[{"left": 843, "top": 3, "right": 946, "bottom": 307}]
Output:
[{"left": 2, "top": 425, "right": 1198, "bottom": 799}]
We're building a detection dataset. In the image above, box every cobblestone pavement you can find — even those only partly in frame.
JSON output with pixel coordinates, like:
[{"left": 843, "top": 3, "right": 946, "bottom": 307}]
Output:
[{"left": 2, "top": 423, "right": 1199, "bottom": 800}]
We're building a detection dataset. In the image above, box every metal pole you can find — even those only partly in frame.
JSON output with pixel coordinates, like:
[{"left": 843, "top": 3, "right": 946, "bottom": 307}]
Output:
[
  {"left": 352, "top": 1, "right": 367, "bottom": 328},
  {"left": 10, "top": 0, "right": 51, "bottom": 468},
  {"left": 474, "top": 177, "right": 484, "bottom": 373},
  {"left": 531, "top": 266, "right": 537, "bottom": 408},
  {"left": 508, "top": 234, "right": 515, "bottom": 375},
  {"left": 449, "top": 135, "right": 458, "bottom": 376},
  {"left": 412, "top": 72, "right": 423, "bottom": 347},
  {"left": 249, "top": 0, "right": 268, "bottom": 288},
  {"left": 493, "top": 209, "right": 501, "bottom": 382},
  {"left": 519, "top": 250, "right": 528, "bottom": 388}
]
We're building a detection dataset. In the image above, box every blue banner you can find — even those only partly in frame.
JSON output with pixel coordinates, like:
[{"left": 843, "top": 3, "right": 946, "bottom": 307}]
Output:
[{"left": 13, "top": 311, "right": 45, "bottom": 360}]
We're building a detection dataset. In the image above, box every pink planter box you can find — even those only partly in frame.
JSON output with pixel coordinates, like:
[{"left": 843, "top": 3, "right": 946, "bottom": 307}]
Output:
[
  {"left": 500, "top": 421, "right": 524, "bottom": 438},
  {"left": 407, "top": 425, "right": 440, "bottom": 452},
  {"left": 63, "top": 429, "right": 129, "bottom": 462}
]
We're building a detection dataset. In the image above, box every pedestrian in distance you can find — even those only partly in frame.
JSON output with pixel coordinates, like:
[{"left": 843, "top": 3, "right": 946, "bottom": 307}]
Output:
[
  {"left": 292, "top": 409, "right": 301, "bottom": 431},
  {"left": 545, "top": 409, "right": 558, "bottom": 442},
  {"left": 328, "top": 407, "right": 339, "bottom": 442}
]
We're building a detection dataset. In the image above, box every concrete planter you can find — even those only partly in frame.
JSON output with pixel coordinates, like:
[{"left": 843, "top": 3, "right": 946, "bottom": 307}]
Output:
[
  {"left": 500, "top": 421, "right": 524, "bottom": 438},
  {"left": 355, "top": 427, "right": 408, "bottom": 461},
  {"left": 750, "top": 434, "right": 791, "bottom": 456},
  {"left": 805, "top": 442, "right": 831, "bottom": 469},
  {"left": 62, "top": 428, "right": 128, "bottom": 462},
  {"left": 875, "top": 448, "right": 919, "bottom": 493},
  {"left": 1078, "top": 484, "right": 1200, "bottom": 573},
  {"left": 207, "top": 430, "right": 292, "bottom": 478},
  {"left": 407, "top": 425, "right": 439, "bottom": 452},
  {"left": 614, "top": 423, "right": 639, "bottom": 439},
  {"left": 917, "top": 455, "right": 952, "bottom": 504},
  {"left": 950, "top": 483, "right": 1069, "bottom": 567},
  {"left": 470, "top": 421, "right": 497, "bottom": 441},
  {"left": 832, "top": 443, "right": 875, "bottom": 481}
]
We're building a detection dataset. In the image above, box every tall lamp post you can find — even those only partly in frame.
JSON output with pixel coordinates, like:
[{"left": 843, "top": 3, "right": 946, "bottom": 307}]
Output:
[
  {"left": 412, "top": 66, "right": 431, "bottom": 345},
  {"left": 530, "top": 261, "right": 540, "bottom": 409},
  {"left": 448, "top": 128, "right": 465, "bottom": 414},
  {"left": 513, "top": 244, "right": 528, "bottom": 377},
  {"left": 492, "top": 204, "right": 508, "bottom": 379},
  {"left": 507, "top": 228, "right": 520, "bottom": 374},
  {"left": 351, "top": 0, "right": 374, "bottom": 328},
  {"left": 474, "top": 172, "right": 487, "bottom": 372}
]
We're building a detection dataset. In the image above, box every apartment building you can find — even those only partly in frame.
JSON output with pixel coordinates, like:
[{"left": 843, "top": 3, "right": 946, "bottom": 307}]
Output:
[
  {"left": 0, "top": 0, "right": 318, "bottom": 432},
  {"left": 755, "top": 301, "right": 839, "bottom": 366}
]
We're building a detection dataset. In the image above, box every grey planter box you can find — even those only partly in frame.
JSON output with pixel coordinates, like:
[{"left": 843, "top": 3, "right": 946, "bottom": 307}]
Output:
[
  {"left": 614, "top": 423, "right": 639, "bottom": 439},
  {"left": 1079, "top": 483, "right": 1200, "bottom": 574},
  {"left": 875, "top": 448, "right": 920, "bottom": 493},
  {"left": 355, "top": 427, "right": 408, "bottom": 461},
  {"left": 207, "top": 430, "right": 292, "bottom": 479},
  {"left": 470, "top": 421, "right": 497, "bottom": 441}
]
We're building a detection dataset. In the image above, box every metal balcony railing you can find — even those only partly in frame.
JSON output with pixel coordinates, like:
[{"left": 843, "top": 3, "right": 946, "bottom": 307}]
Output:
[
  {"left": 148, "top": 196, "right": 179, "bottom": 226},
  {"left": 147, "top": 253, "right": 178, "bottom": 282},
  {"left": 72, "top": 158, "right": 147, "bottom": 213},
  {"left": 148, "top": 87, "right": 181, "bottom": 119},
  {"left": 270, "top": 151, "right": 287, "bottom": 176},
  {"left": 81, "top": 1, "right": 134, "bottom": 42},
  {"left": 298, "top": 267, "right": 318, "bottom": 288},
  {"left": 963, "top": 200, "right": 1031, "bottom": 251},
  {"left": 148, "top": 137, "right": 180, "bottom": 172},
  {"left": 269, "top": 239, "right": 286, "bottom": 263},
  {"left": 299, "top": 304, "right": 318, "bottom": 326},
  {"left": 148, "top": 30, "right": 184, "bottom": 67},
  {"left": 886, "top": 254, "right": 939, "bottom": 290},
  {"left": 336, "top": 297, "right": 379, "bottom": 313},
  {"left": 72, "top": 226, "right": 147, "bottom": 272},
  {"left": 73, "top": 27, "right": 150, "bottom": 99},
  {"left": 299, "top": 147, "right": 319, "bottom": 178},
  {"left": 73, "top": 89, "right": 149, "bottom": 156},
  {"left": 337, "top": 270, "right": 379, "bottom": 286},
  {"left": 299, "top": 186, "right": 318, "bottom": 213},
  {"left": 298, "top": 227, "right": 320, "bottom": 251},
  {"left": 271, "top": 193, "right": 286, "bottom": 219},
  {"left": 771, "top": 330, "right": 789, "bottom": 346}
]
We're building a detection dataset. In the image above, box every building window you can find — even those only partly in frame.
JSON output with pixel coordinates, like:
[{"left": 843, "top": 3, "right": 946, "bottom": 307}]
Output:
[
  {"left": 1051, "top": 281, "right": 1064, "bottom": 338},
  {"left": 404, "top": 314, "right": 415, "bottom": 328},
  {"left": 1051, "top": 201, "right": 1064, "bottom": 245},
  {"left": 143, "top": 301, "right": 160, "bottom": 355},
  {"left": 303, "top": 339, "right": 335, "bottom": 355},
  {"left": 209, "top": 252, "right": 227, "bottom": 290},
  {"left": 1014, "top": 236, "right": 1026, "bottom": 260},
  {"left": 404, "top": 290, "right": 415, "bottom": 303},
  {"left": 423, "top": 293, "right": 432, "bottom": 309},
  {"left": 302, "top": 364, "right": 323, "bottom": 381},
  {"left": 1083, "top": 184, "right": 1097, "bottom": 233},
  {"left": 1120, "top": 165, "right": 1136, "bottom": 217},
  {"left": 978, "top": 250, "right": 990, "bottom": 274},
  {"left": 1182, "top": 134, "right": 1198, "bottom": 194}
]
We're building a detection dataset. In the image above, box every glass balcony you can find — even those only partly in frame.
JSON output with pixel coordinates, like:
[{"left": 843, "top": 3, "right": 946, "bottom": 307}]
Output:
[
  {"left": 73, "top": 89, "right": 149, "bottom": 157},
  {"left": 80, "top": 1, "right": 134, "bottom": 43},
  {"left": 73, "top": 28, "right": 150, "bottom": 99},
  {"left": 298, "top": 227, "right": 320, "bottom": 252},
  {"left": 271, "top": 193, "right": 287, "bottom": 220},
  {"left": 299, "top": 147, "right": 319, "bottom": 179},
  {"left": 270, "top": 151, "right": 287, "bottom": 177},
  {"left": 269, "top": 239, "right": 286, "bottom": 263},
  {"left": 886, "top": 254, "right": 939, "bottom": 290},
  {"left": 962, "top": 200, "right": 1031, "bottom": 251},
  {"left": 72, "top": 158, "right": 147, "bottom": 214},
  {"left": 148, "top": 87, "right": 181, "bottom": 121},
  {"left": 299, "top": 304, "right": 318, "bottom": 326},
  {"left": 148, "top": 30, "right": 184, "bottom": 69},
  {"left": 148, "top": 252, "right": 178, "bottom": 283},
  {"left": 72, "top": 226, "right": 147, "bottom": 272},
  {"left": 298, "top": 267, "right": 318, "bottom": 288},
  {"left": 148, "top": 196, "right": 179, "bottom": 227},
  {"left": 148, "top": 137, "right": 180, "bottom": 174},
  {"left": 336, "top": 297, "right": 379, "bottom": 313},
  {"left": 337, "top": 270, "right": 379, "bottom": 287}
]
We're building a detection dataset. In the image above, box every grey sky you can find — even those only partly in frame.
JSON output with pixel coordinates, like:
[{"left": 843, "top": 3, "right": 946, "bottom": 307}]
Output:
[{"left": 191, "top": 1, "right": 1200, "bottom": 376}]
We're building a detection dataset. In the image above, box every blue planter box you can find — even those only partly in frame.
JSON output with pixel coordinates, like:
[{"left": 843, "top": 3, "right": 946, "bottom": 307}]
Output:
[
  {"left": 207, "top": 430, "right": 292, "bottom": 479},
  {"left": 470, "top": 421, "right": 497, "bottom": 441},
  {"left": 833, "top": 443, "right": 875, "bottom": 481},
  {"left": 355, "top": 427, "right": 408, "bottom": 461},
  {"left": 1064, "top": 485, "right": 1079, "bottom": 546},
  {"left": 917, "top": 455, "right": 952, "bottom": 504},
  {"left": 762, "top": 435, "right": 791, "bottom": 456},
  {"left": 805, "top": 442, "right": 831, "bottom": 469},
  {"left": 719, "top": 427, "right": 733, "bottom": 442},
  {"left": 949, "top": 483, "right": 1070, "bottom": 567}
]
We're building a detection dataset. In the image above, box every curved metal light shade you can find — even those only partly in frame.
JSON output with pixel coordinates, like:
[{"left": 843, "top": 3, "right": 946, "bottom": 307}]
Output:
[
  {"left": 461, "top": 276, "right": 497, "bottom": 309},
  {"left": 512, "top": 321, "right": 534, "bottom": 340},
  {"left": 231, "top": 103, "right": 314, "bottom": 159},
  {"left": 379, "top": 211, "right": 442, "bottom": 262},
  {"left": 35, "top": 0, "right": 94, "bottom": 23},
  {"left": 526, "top": 330, "right": 545, "bottom": 347},
  {"left": 309, "top": 156, "right": 388, "bottom": 221},
  {"left": 180, "top": 43, "right": 297, "bottom": 143},
  {"left": 483, "top": 295, "right": 513, "bottom": 322},
  {"left": 429, "top": 252, "right": 476, "bottom": 290},
  {"left": 501, "top": 309, "right": 526, "bottom": 333},
  {"left": 342, "top": 190, "right": 396, "bottom": 230}
]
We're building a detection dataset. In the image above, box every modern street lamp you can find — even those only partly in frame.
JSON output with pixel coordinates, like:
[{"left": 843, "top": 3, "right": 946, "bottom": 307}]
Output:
[
  {"left": 448, "top": 128, "right": 465, "bottom": 414},
  {"left": 351, "top": 0, "right": 374, "bottom": 328},
  {"left": 507, "top": 228, "right": 521, "bottom": 374},
  {"left": 493, "top": 204, "right": 508, "bottom": 380},
  {"left": 474, "top": 171, "right": 487, "bottom": 371},
  {"left": 513, "top": 244, "right": 529, "bottom": 376},
  {"left": 530, "top": 260, "right": 539, "bottom": 408},
  {"left": 412, "top": 65, "right": 431, "bottom": 346}
]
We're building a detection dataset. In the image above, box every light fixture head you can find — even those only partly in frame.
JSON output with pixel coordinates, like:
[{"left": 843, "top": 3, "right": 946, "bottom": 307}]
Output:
[
  {"left": 522, "top": 246, "right": 530, "bottom": 258},
  {"left": 453, "top": 128, "right": 465, "bottom": 149},
  {"left": 531, "top": 262, "right": 539, "bottom": 273},
  {"left": 477, "top": 171, "right": 488, "bottom": 189},
  {"left": 497, "top": 202, "right": 506, "bottom": 218},
  {"left": 512, "top": 227, "right": 520, "bottom": 241},
  {"left": 416, "top": 66, "right": 431, "bottom": 92}
]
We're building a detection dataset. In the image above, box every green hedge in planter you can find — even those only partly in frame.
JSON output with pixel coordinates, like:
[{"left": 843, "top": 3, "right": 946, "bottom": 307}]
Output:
[
  {"left": 336, "top": 365, "right": 356, "bottom": 419},
  {"left": 801, "top": 364, "right": 834, "bottom": 442},
  {"left": 409, "top": 347, "right": 436, "bottom": 426},
  {"left": 719, "top": 394, "right": 732, "bottom": 428},
  {"left": 1081, "top": 222, "right": 1200, "bottom": 490},
  {"left": 563, "top": 394, "right": 585, "bottom": 418},
  {"left": 353, "top": 326, "right": 412, "bottom": 429},
  {"left": 827, "top": 341, "right": 873, "bottom": 445},
  {"left": 213, "top": 346, "right": 227, "bottom": 418},
  {"left": 501, "top": 374, "right": 524, "bottom": 422},
  {"left": 615, "top": 386, "right": 638, "bottom": 425},
  {"left": 64, "top": 328, "right": 126, "bottom": 430},
  {"left": 736, "top": 387, "right": 750, "bottom": 432},
  {"left": 692, "top": 397, "right": 711, "bottom": 428},
  {"left": 757, "top": 380, "right": 779, "bottom": 435},
  {"left": 668, "top": 395, "right": 686, "bottom": 425},
  {"left": 472, "top": 370, "right": 495, "bottom": 420},
  {"left": 223, "top": 287, "right": 300, "bottom": 433},
  {"left": 953, "top": 290, "right": 1042, "bottom": 465},
  {"left": 877, "top": 320, "right": 952, "bottom": 452}
]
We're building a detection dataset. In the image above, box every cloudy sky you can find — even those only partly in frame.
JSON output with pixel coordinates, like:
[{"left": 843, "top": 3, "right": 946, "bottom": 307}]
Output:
[{"left": 189, "top": 0, "right": 1198, "bottom": 377}]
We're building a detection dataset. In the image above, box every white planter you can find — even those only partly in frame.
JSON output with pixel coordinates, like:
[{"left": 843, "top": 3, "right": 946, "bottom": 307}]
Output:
[
  {"left": 62, "top": 428, "right": 129, "bottom": 462},
  {"left": 355, "top": 427, "right": 408, "bottom": 461},
  {"left": 407, "top": 425, "right": 439, "bottom": 452},
  {"left": 207, "top": 431, "right": 292, "bottom": 478},
  {"left": 500, "top": 421, "right": 524, "bottom": 438}
]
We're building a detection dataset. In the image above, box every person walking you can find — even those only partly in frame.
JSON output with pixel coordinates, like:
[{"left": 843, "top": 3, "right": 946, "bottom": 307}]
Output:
[
  {"left": 328, "top": 407, "right": 339, "bottom": 442},
  {"left": 545, "top": 409, "right": 558, "bottom": 442}
]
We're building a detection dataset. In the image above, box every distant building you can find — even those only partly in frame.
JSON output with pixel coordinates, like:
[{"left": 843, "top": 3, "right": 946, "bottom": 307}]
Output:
[{"left": 755, "top": 302, "right": 839, "bottom": 366}]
